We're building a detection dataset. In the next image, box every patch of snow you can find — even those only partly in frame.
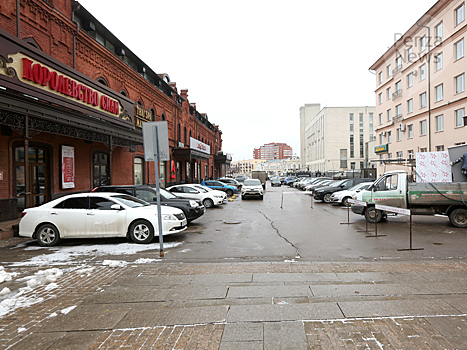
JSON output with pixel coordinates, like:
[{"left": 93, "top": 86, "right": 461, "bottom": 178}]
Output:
[
  {"left": 0, "top": 266, "right": 18, "bottom": 283},
  {"left": 60, "top": 305, "right": 76, "bottom": 315},
  {"left": 1, "top": 295, "right": 44, "bottom": 318},
  {"left": 12, "top": 242, "right": 183, "bottom": 266},
  {"left": 0, "top": 287, "right": 11, "bottom": 296},
  {"left": 74, "top": 267, "right": 95, "bottom": 276},
  {"left": 17, "top": 327, "right": 27, "bottom": 333},
  {"left": 102, "top": 260, "right": 128, "bottom": 268},
  {"left": 47, "top": 312, "right": 58, "bottom": 318},
  {"left": 133, "top": 258, "right": 162, "bottom": 264},
  {"left": 45, "top": 283, "right": 59, "bottom": 291}
]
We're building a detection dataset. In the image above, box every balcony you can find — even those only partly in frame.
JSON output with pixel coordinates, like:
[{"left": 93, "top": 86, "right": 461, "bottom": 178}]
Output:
[
  {"left": 392, "top": 89, "right": 402, "bottom": 101},
  {"left": 392, "top": 65, "right": 403, "bottom": 77}
]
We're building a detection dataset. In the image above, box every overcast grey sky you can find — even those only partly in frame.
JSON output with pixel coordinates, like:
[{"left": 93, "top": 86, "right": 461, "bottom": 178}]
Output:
[{"left": 78, "top": 0, "right": 437, "bottom": 161}]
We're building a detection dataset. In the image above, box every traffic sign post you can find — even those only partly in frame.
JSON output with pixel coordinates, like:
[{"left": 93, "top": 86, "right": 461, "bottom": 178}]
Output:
[
  {"left": 142, "top": 121, "right": 170, "bottom": 258},
  {"left": 347, "top": 199, "right": 374, "bottom": 233}
]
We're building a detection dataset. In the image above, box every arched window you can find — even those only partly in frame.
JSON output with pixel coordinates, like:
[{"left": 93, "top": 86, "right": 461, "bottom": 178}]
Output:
[
  {"left": 134, "top": 157, "right": 144, "bottom": 185},
  {"left": 161, "top": 113, "right": 166, "bottom": 121},
  {"left": 120, "top": 89, "right": 128, "bottom": 97},
  {"left": 137, "top": 100, "right": 143, "bottom": 107},
  {"left": 184, "top": 127, "right": 187, "bottom": 144},
  {"left": 97, "top": 77, "right": 107, "bottom": 86},
  {"left": 189, "top": 130, "right": 192, "bottom": 140},
  {"left": 151, "top": 108, "right": 156, "bottom": 121},
  {"left": 177, "top": 123, "right": 181, "bottom": 142}
]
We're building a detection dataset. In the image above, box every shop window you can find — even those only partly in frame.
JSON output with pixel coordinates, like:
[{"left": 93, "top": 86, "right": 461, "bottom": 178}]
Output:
[
  {"left": 134, "top": 157, "right": 144, "bottom": 185},
  {"left": 93, "top": 152, "right": 109, "bottom": 187}
]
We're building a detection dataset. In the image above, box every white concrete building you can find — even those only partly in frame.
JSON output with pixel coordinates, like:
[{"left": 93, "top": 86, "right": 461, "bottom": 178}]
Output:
[
  {"left": 256, "top": 157, "right": 301, "bottom": 176},
  {"left": 300, "top": 104, "right": 377, "bottom": 174}
]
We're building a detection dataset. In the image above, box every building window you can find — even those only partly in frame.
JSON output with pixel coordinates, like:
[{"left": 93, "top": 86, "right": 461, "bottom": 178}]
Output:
[
  {"left": 435, "top": 53, "right": 443, "bottom": 71},
  {"left": 387, "top": 87, "right": 391, "bottom": 100},
  {"left": 435, "top": 22, "right": 443, "bottom": 41},
  {"left": 420, "top": 64, "right": 426, "bottom": 80},
  {"left": 420, "top": 148, "right": 427, "bottom": 153},
  {"left": 359, "top": 113, "right": 364, "bottom": 158},
  {"left": 151, "top": 108, "right": 155, "bottom": 121},
  {"left": 408, "top": 46, "right": 413, "bottom": 61},
  {"left": 379, "top": 113, "right": 383, "bottom": 125},
  {"left": 420, "top": 36, "right": 427, "bottom": 52},
  {"left": 387, "top": 109, "right": 392, "bottom": 121},
  {"left": 455, "top": 39, "right": 464, "bottom": 60},
  {"left": 134, "top": 157, "right": 144, "bottom": 185},
  {"left": 420, "top": 120, "right": 427, "bottom": 135},
  {"left": 379, "top": 134, "right": 384, "bottom": 144},
  {"left": 378, "top": 93, "right": 383, "bottom": 104},
  {"left": 379, "top": 71, "right": 383, "bottom": 84},
  {"left": 161, "top": 113, "right": 166, "bottom": 121},
  {"left": 436, "top": 115, "right": 444, "bottom": 132},
  {"left": 408, "top": 150, "right": 414, "bottom": 159},
  {"left": 408, "top": 124, "right": 413, "bottom": 138},
  {"left": 388, "top": 131, "right": 392, "bottom": 143},
  {"left": 435, "top": 84, "right": 443, "bottom": 102},
  {"left": 397, "top": 128, "right": 402, "bottom": 141},
  {"left": 120, "top": 89, "right": 127, "bottom": 97},
  {"left": 455, "top": 108, "right": 466, "bottom": 127},
  {"left": 97, "top": 77, "right": 107, "bottom": 86},
  {"left": 340, "top": 149, "right": 347, "bottom": 169},
  {"left": 397, "top": 151, "right": 403, "bottom": 161},
  {"left": 349, "top": 114, "right": 354, "bottom": 158},
  {"left": 407, "top": 72, "right": 413, "bottom": 88},
  {"left": 455, "top": 73, "right": 465, "bottom": 94},
  {"left": 396, "top": 104, "right": 402, "bottom": 118},
  {"left": 184, "top": 127, "right": 187, "bottom": 144},
  {"left": 456, "top": 3, "right": 465, "bottom": 26},
  {"left": 407, "top": 99, "right": 413, "bottom": 114},
  {"left": 395, "top": 80, "right": 401, "bottom": 94},
  {"left": 387, "top": 64, "right": 392, "bottom": 78},
  {"left": 395, "top": 56, "right": 402, "bottom": 71},
  {"left": 420, "top": 92, "right": 427, "bottom": 108}
]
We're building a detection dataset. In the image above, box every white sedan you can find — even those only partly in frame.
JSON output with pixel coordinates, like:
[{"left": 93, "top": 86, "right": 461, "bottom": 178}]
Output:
[
  {"left": 19, "top": 192, "right": 187, "bottom": 246},
  {"left": 167, "top": 184, "right": 226, "bottom": 208},
  {"left": 330, "top": 182, "right": 374, "bottom": 206}
]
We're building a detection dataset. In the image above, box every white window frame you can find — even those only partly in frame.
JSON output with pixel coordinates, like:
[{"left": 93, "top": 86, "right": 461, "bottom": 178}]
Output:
[
  {"left": 435, "top": 84, "right": 443, "bottom": 102},
  {"left": 388, "top": 131, "right": 392, "bottom": 143},
  {"left": 408, "top": 46, "right": 413, "bottom": 61},
  {"left": 456, "top": 3, "right": 465, "bottom": 26},
  {"left": 396, "top": 104, "right": 402, "bottom": 118},
  {"left": 435, "top": 22, "right": 443, "bottom": 41},
  {"left": 407, "top": 72, "right": 413, "bottom": 88},
  {"left": 455, "top": 108, "right": 465, "bottom": 127},
  {"left": 435, "top": 52, "right": 443, "bottom": 71},
  {"left": 420, "top": 92, "right": 427, "bottom": 108},
  {"left": 379, "top": 113, "right": 383, "bottom": 125},
  {"left": 420, "top": 36, "right": 427, "bottom": 52},
  {"left": 378, "top": 93, "right": 383, "bottom": 105},
  {"left": 408, "top": 124, "right": 413, "bottom": 139},
  {"left": 397, "top": 128, "right": 402, "bottom": 141},
  {"left": 435, "top": 114, "right": 444, "bottom": 132},
  {"left": 387, "top": 64, "right": 392, "bottom": 77},
  {"left": 387, "top": 109, "right": 392, "bottom": 121},
  {"left": 420, "top": 64, "right": 426, "bottom": 80},
  {"left": 379, "top": 71, "right": 383, "bottom": 84},
  {"left": 455, "top": 73, "right": 465, "bottom": 94},
  {"left": 420, "top": 120, "right": 427, "bottom": 135},
  {"left": 455, "top": 39, "right": 464, "bottom": 60},
  {"left": 407, "top": 99, "right": 413, "bottom": 114}
]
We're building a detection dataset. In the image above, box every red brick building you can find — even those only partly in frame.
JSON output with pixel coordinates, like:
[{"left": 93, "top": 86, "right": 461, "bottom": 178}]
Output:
[
  {"left": 253, "top": 143, "right": 293, "bottom": 160},
  {"left": 0, "top": 0, "right": 230, "bottom": 223}
]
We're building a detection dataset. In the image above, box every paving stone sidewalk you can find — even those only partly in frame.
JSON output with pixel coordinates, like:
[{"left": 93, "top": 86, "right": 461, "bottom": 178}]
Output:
[{"left": 1, "top": 260, "right": 467, "bottom": 349}]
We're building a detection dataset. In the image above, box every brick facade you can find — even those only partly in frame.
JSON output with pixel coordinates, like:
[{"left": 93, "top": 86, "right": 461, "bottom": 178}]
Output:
[{"left": 0, "top": 0, "right": 227, "bottom": 223}]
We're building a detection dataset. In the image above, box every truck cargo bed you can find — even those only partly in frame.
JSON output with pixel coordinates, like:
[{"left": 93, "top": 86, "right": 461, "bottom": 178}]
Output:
[{"left": 408, "top": 182, "right": 467, "bottom": 206}]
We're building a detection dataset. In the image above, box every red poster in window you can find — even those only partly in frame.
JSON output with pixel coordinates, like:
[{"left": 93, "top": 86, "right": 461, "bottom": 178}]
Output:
[
  {"left": 171, "top": 160, "right": 176, "bottom": 179},
  {"left": 61, "top": 146, "right": 75, "bottom": 189}
]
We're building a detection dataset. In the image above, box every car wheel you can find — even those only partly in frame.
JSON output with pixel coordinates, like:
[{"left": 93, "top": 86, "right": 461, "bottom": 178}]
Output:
[
  {"left": 342, "top": 197, "right": 351, "bottom": 207},
  {"left": 36, "top": 223, "right": 60, "bottom": 247},
  {"left": 323, "top": 193, "right": 332, "bottom": 203},
  {"left": 129, "top": 220, "right": 154, "bottom": 244},
  {"left": 203, "top": 198, "right": 214, "bottom": 208},
  {"left": 259, "top": 195, "right": 263, "bottom": 200},
  {"left": 226, "top": 189, "right": 233, "bottom": 197},
  {"left": 365, "top": 207, "right": 383, "bottom": 223},
  {"left": 449, "top": 208, "right": 467, "bottom": 228},
  {"left": 241, "top": 195, "right": 246, "bottom": 200}
]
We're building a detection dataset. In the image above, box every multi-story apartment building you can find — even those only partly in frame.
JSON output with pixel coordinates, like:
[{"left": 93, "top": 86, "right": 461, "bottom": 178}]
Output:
[
  {"left": 300, "top": 104, "right": 377, "bottom": 175},
  {"left": 253, "top": 143, "right": 293, "bottom": 160},
  {"left": 369, "top": 0, "right": 466, "bottom": 174},
  {"left": 231, "top": 159, "right": 266, "bottom": 176}
]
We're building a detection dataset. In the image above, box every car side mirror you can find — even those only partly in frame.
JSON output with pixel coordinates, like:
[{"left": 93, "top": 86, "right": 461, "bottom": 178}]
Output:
[
  {"left": 356, "top": 189, "right": 361, "bottom": 193},
  {"left": 111, "top": 204, "right": 122, "bottom": 210}
]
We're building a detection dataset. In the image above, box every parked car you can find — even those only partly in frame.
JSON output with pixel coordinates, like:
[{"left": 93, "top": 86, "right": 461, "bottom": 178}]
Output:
[
  {"left": 201, "top": 180, "right": 238, "bottom": 196},
  {"left": 167, "top": 184, "right": 226, "bottom": 208},
  {"left": 92, "top": 185, "right": 205, "bottom": 223},
  {"left": 284, "top": 177, "right": 298, "bottom": 186},
  {"left": 218, "top": 177, "right": 243, "bottom": 190},
  {"left": 314, "top": 178, "right": 375, "bottom": 203},
  {"left": 299, "top": 177, "right": 332, "bottom": 190},
  {"left": 295, "top": 177, "right": 316, "bottom": 189},
  {"left": 304, "top": 179, "right": 335, "bottom": 192},
  {"left": 330, "top": 182, "right": 374, "bottom": 206},
  {"left": 19, "top": 192, "right": 187, "bottom": 247},
  {"left": 241, "top": 179, "right": 264, "bottom": 200},
  {"left": 235, "top": 175, "right": 248, "bottom": 183},
  {"left": 270, "top": 178, "right": 281, "bottom": 187}
]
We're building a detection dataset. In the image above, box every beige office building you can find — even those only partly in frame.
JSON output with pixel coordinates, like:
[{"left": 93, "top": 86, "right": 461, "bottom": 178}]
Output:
[
  {"left": 300, "top": 104, "right": 377, "bottom": 175},
  {"left": 369, "top": 0, "right": 466, "bottom": 174}
]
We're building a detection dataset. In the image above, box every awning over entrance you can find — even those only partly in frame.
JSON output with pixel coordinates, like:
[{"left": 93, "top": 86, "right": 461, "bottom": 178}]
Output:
[{"left": 173, "top": 148, "right": 210, "bottom": 161}]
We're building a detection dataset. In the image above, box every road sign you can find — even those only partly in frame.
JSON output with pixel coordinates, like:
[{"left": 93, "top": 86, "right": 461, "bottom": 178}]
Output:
[
  {"left": 142, "top": 121, "right": 169, "bottom": 161},
  {"left": 375, "top": 204, "right": 411, "bottom": 216}
]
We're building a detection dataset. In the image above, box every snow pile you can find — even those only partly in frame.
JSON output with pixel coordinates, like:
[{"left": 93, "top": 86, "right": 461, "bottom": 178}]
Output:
[
  {"left": 0, "top": 266, "right": 18, "bottom": 283},
  {"left": 0, "top": 268, "right": 63, "bottom": 318},
  {"left": 134, "top": 258, "right": 162, "bottom": 264},
  {"left": 74, "top": 267, "right": 95, "bottom": 276},
  {"left": 1, "top": 287, "right": 11, "bottom": 296},
  {"left": 13, "top": 242, "right": 183, "bottom": 266},
  {"left": 103, "top": 260, "right": 128, "bottom": 268},
  {"left": 60, "top": 305, "right": 76, "bottom": 315}
]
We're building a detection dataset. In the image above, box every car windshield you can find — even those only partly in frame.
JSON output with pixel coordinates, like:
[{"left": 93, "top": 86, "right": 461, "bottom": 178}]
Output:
[
  {"left": 111, "top": 194, "right": 150, "bottom": 208},
  {"left": 329, "top": 180, "right": 346, "bottom": 187},
  {"left": 244, "top": 179, "right": 261, "bottom": 186},
  {"left": 193, "top": 185, "right": 210, "bottom": 192},
  {"left": 160, "top": 188, "right": 178, "bottom": 199}
]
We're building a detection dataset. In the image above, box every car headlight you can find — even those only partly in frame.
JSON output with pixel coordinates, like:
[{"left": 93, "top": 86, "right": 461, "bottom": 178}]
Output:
[
  {"left": 214, "top": 195, "right": 223, "bottom": 198},
  {"left": 189, "top": 200, "right": 198, "bottom": 207},
  {"left": 162, "top": 214, "right": 177, "bottom": 221}
]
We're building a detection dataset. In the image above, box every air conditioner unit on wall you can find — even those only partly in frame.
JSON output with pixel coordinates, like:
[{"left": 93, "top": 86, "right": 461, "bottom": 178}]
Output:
[
  {"left": 400, "top": 123, "right": 406, "bottom": 131},
  {"left": 412, "top": 70, "right": 418, "bottom": 76},
  {"left": 381, "top": 131, "right": 386, "bottom": 136}
]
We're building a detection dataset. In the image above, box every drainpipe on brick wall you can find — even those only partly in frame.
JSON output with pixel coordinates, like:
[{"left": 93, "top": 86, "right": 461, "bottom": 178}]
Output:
[
  {"left": 16, "top": 0, "right": 20, "bottom": 37},
  {"left": 416, "top": 19, "right": 432, "bottom": 152}
]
